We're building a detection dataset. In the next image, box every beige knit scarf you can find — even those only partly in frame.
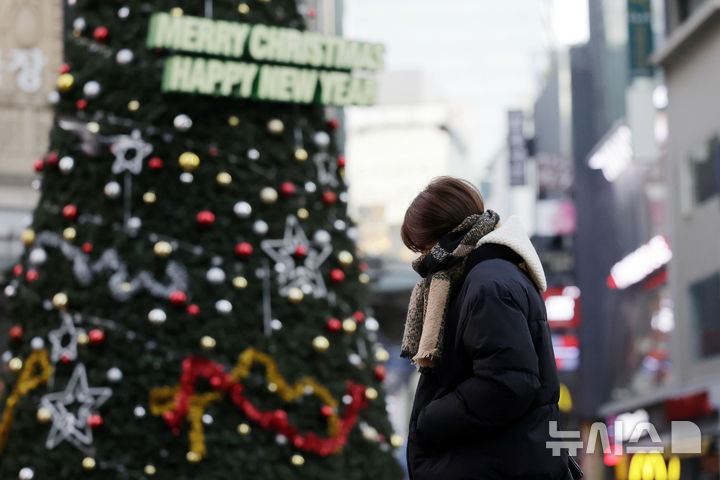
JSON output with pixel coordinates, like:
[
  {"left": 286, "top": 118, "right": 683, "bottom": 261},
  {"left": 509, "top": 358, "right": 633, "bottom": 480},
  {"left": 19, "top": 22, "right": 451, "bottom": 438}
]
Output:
[{"left": 401, "top": 211, "right": 500, "bottom": 369}]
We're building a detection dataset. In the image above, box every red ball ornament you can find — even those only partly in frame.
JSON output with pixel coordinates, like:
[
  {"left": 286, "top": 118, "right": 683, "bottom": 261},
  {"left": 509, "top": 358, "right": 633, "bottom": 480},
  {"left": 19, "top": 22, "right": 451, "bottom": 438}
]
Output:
[
  {"left": 322, "top": 190, "right": 337, "bottom": 206},
  {"left": 9, "top": 326, "right": 23, "bottom": 341},
  {"left": 45, "top": 151, "right": 59, "bottom": 167},
  {"left": 337, "top": 155, "right": 346, "bottom": 168},
  {"left": 209, "top": 375, "right": 224, "bottom": 389},
  {"left": 359, "top": 261, "right": 369, "bottom": 272},
  {"left": 293, "top": 245, "right": 308, "bottom": 259},
  {"left": 271, "top": 409, "right": 288, "bottom": 426},
  {"left": 87, "top": 414, "right": 103, "bottom": 429},
  {"left": 62, "top": 204, "right": 78, "bottom": 221},
  {"left": 12, "top": 264, "right": 23, "bottom": 277},
  {"left": 208, "top": 146, "right": 219, "bottom": 157},
  {"left": 76, "top": 99, "right": 87, "bottom": 110},
  {"left": 186, "top": 304, "right": 200, "bottom": 316},
  {"left": 148, "top": 157, "right": 164, "bottom": 171},
  {"left": 353, "top": 311, "right": 366, "bottom": 323},
  {"left": 33, "top": 159, "right": 44, "bottom": 172},
  {"left": 25, "top": 269, "right": 39, "bottom": 282},
  {"left": 88, "top": 329, "right": 105, "bottom": 345},
  {"left": 330, "top": 268, "right": 345, "bottom": 284},
  {"left": 374, "top": 365, "right": 387, "bottom": 382},
  {"left": 293, "top": 436, "right": 306, "bottom": 449},
  {"left": 61, "top": 354, "right": 72, "bottom": 364},
  {"left": 234, "top": 242, "right": 253, "bottom": 259},
  {"left": 320, "top": 405, "right": 334, "bottom": 417},
  {"left": 81, "top": 242, "right": 93, "bottom": 253},
  {"left": 327, "top": 317, "right": 342, "bottom": 332},
  {"left": 280, "top": 181, "right": 296, "bottom": 197},
  {"left": 327, "top": 118, "right": 340, "bottom": 130},
  {"left": 196, "top": 210, "right": 215, "bottom": 227},
  {"left": 169, "top": 290, "right": 187, "bottom": 306},
  {"left": 58, "top": 63, "right": 70, "bottom": 74},
  {"left": 93, "top": 26, "right": 109, "bottom": 42}
]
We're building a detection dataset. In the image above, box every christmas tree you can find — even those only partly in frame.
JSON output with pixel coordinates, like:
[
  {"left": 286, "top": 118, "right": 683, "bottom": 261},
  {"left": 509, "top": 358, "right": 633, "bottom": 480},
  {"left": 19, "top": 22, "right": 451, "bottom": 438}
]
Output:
[{"left": 0, "top": 1, "right": 403, "bottom": 479}]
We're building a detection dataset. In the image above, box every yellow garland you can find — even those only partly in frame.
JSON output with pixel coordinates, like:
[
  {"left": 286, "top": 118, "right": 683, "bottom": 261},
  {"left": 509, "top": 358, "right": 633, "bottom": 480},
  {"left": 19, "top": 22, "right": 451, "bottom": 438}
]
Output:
[
  {"left": 0, "top": 349, "right": 53, "bottom": 454},
  {"left": 150, "top": 348, "right": 341, "bottom": 459}
]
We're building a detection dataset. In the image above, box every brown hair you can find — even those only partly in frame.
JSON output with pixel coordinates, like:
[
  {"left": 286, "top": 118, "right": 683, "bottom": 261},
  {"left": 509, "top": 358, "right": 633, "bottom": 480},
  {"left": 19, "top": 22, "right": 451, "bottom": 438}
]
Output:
[{"left": 401, "top": 177, "right": 485, "bottom": 252}]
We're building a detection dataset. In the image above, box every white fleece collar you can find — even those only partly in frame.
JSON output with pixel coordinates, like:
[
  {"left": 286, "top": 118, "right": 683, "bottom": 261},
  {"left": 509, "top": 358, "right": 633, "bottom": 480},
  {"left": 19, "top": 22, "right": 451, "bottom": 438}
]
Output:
[{"left": 475, "top": 216, "right": 547, "bottom": 291}]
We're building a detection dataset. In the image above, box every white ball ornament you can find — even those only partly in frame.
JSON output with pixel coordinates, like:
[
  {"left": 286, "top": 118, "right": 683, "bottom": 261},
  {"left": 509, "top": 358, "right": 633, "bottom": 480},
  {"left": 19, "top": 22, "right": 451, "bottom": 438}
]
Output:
[
  {"left": 270, "top": 319, "right": 283, "bottom": 330},
  {"left": 247, "top": 149, "right": 260, "bottom": 161},
  {"left": 179, "top": 172, "right": 194, "bottom": 184},
  {"left": 116, "top": 48, "right": 134, "bottom": 65},
  {"left": 304, "top": 181, "right": 317, "bottom": 193},
  {"left": 173, "top": 114, "right": 193, "bottom": 132},
  {"left": 30, "top": 337, "right": 45, "bottom": 350},
  {"left": 215, "top": 299, "right": 232, "bottom": 314},
  {"left": 4, "top": 285, "right": 17, "bottom": 297},
  {"left": 29, "top": 248, "right": 48, "bottom": 265},
  {"left": 365, "top": 317, "right": 379, "bottom": 332},
  {"left": 83, "top": 81, "right": 101, "bottom": 98},
  {"left": 134, "top": 406, "right": 146, "bottom": 418},
  {"left": 313, "top": 131, "right": 330, "bottom": 148},
  {"left": 348, "top": 353, "right": 362, "bottom": 366},
  {"left": 148, "top": 309, "right": 167, "bottom": 325},
  {"left": 117, "top": 6, "right": 130, "bottom": 19},
  {"left": 253, "top": 220, "right": 269, "bottom": 236},
  {"left": 347, "top": 227, "right": 360, "bottom": 241},
  {"left": 126, "top": 216, "right": 142, "bottom": 234},
  {"left": 73, "top": 17, "right": 86, "bottom": 32},
  {"left": 107, "top": 367, "right": 123, "bottom": 383},
  {"left": 104, "top": 181, "right": 121, "bottom": 199},
  {"left": 206, "top": 267, "right": 226, "bottom": 284},
  {"left": 313, "top": 229, "right": 331, "bottom": 245},
  {"left": 233, "top": 201, "right": 252, "bottom": 218},
  {"left": 333, "top": 219, "right": 346, "bottom": 231},
  {"left": 47, "top": 91, "right": 60, "bottom": 104},
  {"left": 18, "top": 467, "right": 35, "bottom": 480},
  {"left": 59, "top": 156, "right": 75, "bottom": 174}
]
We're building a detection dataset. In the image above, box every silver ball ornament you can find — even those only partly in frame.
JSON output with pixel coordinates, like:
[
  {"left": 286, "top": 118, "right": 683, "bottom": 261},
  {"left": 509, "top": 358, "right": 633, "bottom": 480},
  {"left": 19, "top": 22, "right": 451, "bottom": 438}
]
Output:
[
  {"left": 233, "top": 201, "right": 252, "bottom": 218},
  {"left": 4, "top": 285, "right": 17, "bottom": 297},
  {"left": 348, "top": 353, "right": 362, "bottom": 366},
  {"left": 365, "top": 317, "right": 379, "bottom": 332},
  {"left": 313, "top": 131, "right": 331, "bottom": 148},
  {"left": 333, "top": 219, "right": 347, "bottom": 231},
  {"left": 59, "top": 156, "right": 74, "bottom": 174},
  {"left": 179, "top": 172, "right": 194, "bottom": 184},
  {"left": 47, "top": 91, "right": 60, "bottom": 104},
  {"left": 215, "top": 299, "right": 232, "bottom": 314},
  {"left": 304, "top": 181, "right": 317, "bottom": 193},
  {"left": 116, "top": 48, "right": 134, "bottom": 65},
  {"left": 118, "top": 6, "right": 130, "bottom": 19},
  {"left": 247, "top": 149, "right": 260, "bottom": 161},
  {"left": 31, "top": 179, "right": 42, "bottom": 190},
  {"left": 173, "top": 114, "right": 193, "bottom": 132},
  {"left": 202, "top": 414, "right": 213, "bottom": 425},
  {"left": 126, "top": 216, "right": 142, "bottom": 233},
  {"left": 104, "top": 181, "right": 121, "bottom": 199},
  {"left": 313, "top": 229, "right": 331, "bottom": 245},
  {"left": 347, "top": 226, "right": 360, "bottom": 241},
  {"left": 73, "top": 17, "right": 86, "bottom": 32},
  {"left": 147, "top": 308, "right": 167, "bottom": 325},
  {"left": 29, "top": 248, "right": 47, "bottom": 265},
  {"left": 30, "top": 337, "right": 45, "bottom": 350},
  {"left": 83, "top": 81, "right": 101, "bottom": 98},
  {"left": 253, "top": 220, "right": 269, "bottom": 236},
  {"left": 206, "top": 267, "right": 226, "bottom": 284},
  {"left": 18, "top": 467, "right": 35, "bottom": 480},
  {"left": 270, "top": 319, "right": 283, "bottom": 330},
  {"left": 134, "top": 406, "right": 146, "bottom": 418},
  {"left": 107, "top": 367, "right": 123, "bottom": 382}
]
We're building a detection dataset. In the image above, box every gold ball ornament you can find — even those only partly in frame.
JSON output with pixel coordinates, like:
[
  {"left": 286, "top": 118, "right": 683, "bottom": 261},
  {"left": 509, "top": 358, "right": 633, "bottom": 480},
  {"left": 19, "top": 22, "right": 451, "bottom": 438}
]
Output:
[
  {"left": 144, "top": 465, "right": 157, "bottom": 476},
  {"left": 238, "top": 3, "right": 250, "bottom": 14},
  {"left": 390, "top": 434, "right": 404, "bottom": 448},
  {"left": 77, "top": 332, "right": 90, "bottom": 345},
  {"left": 82, "top": 457, "right": 96, "bottom": 470},
  {"left": 120, "top": 282, "right": 132, "bottom": 292},
  {"left": 178, "top": 152, "right": 200, "bottom": 172},
  {"left": 287, "top": 287, "right": 304, "bottom": 303},
  {"left": 37, "top": 407, "right": 52, "bottom": 423},
  {"left": 87, "top": 122, "right": 100, "bottom": 133},
  {"left": 297, "top": 208, "right": 309, "bottom": 220},
  {"left": 232, "top": 276, "right": 248, "bottom": 289},
  {"left": 63, "top": 227, "right": 77, "bottom": 242},
  {"left": 294, "top": 148, "right": 308, "bottom": 162},
  {"left": 154, "top": 241, "right": 173, "bottom": 257},
  {"left": 342, "top": 318, "right": 357, "bottom": 333},
  {"left": 267, "top": 382, "right": 278, "bottom": 392},
  {"left": 267, "top": 118, "right": 284, "bottom": 135},
  {"left": 143, "top": 191, "right": 157, "bottom": 204},
  {"left": 21, "top": 229, "right": 35, "bottom": 245},
  {"left": 291, "top": 454, "right": 305, "bottom": 466},
  {"left": 337, "top": 250, "right": 354, "bottom": 267},
  {"left": 365, "top": 387, "right": 379, "bottom": 400},
  {"left": 216, "top": 172, "right": 232, "bottom": 185},
  {"left": 186, "top": 451, "right": 201, "bottom": 463},
  {"left": 359, "top": 273, "right": 370, "bottom": 284},
  {"left": 237, "top": 423, "right": 251, "bottom": 435},
  {"left": 52, "top": 292, "right": 69, "bottom": 309},
  {"left": 228, "top": 115, "right": 240, "bottom": 126},
  {"left": 170, "top": 7, "right": 184, "bottom": 16},
  {"left": 57, "top": 73, "right": 74, "bottom": 92},
  {"left": 312, "top": 336, "right": 330, "bottom": 352},
  {"left": 200, "top": 336, "right": 216, "bottom": 350},
  {"left": 128, "top": 100, "right": 140, "bottom": 112},
  {"left": 260, "top": 187, "right": 278, "bottom": 204},
  {"left": 8, "top": 358, "right": 23, "bottom": 372},
  {"left": 375, "top": 348, "right": 390, "bottom": 363}
]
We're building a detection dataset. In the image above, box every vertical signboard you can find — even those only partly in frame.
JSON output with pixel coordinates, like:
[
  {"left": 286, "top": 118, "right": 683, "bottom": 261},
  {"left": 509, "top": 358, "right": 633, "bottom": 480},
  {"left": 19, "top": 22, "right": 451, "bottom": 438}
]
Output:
[
  {"left": 628, "top": 0, "right": 654, "bottom": 77},
  {"left": 508, "top": 110, "right": 527, "bottom": 186}
]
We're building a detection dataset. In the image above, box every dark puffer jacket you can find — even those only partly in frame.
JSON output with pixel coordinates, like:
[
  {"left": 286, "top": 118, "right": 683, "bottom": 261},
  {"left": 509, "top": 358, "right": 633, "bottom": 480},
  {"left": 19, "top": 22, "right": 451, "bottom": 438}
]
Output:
[{"left": 407, "top": 218, "right": 570, "bottom": 480}]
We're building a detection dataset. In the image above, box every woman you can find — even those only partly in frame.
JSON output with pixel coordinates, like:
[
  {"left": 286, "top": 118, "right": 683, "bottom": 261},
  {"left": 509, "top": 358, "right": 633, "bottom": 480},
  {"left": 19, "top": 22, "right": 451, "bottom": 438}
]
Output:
[{"left": 401, "top": 177, "right": 573, "bottom": 479}]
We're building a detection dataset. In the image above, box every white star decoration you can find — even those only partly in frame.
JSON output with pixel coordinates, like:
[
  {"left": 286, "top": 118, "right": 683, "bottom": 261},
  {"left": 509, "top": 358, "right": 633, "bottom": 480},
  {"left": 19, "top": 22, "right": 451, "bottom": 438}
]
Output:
[
  {"left": 261, "top": 215, "right": 332, "bottom": 298},
  {"left": 48, "top": 312, "right": 79, "bottom": 364},
  {"left": 110, "top": 129, "right": 153, "bottom": 175},
  {"left": 40, "top": 363, "right": 112, "bottom": 452}
]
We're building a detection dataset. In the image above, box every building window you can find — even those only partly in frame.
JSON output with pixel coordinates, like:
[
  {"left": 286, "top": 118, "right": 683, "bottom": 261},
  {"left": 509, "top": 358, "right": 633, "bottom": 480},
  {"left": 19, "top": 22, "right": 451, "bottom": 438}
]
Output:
[
  {"left": 690, "top": 271, "right": 720, "bottom": 358},
  {"left": 685, "top": 137, "right": 720, "bottom": 209}
]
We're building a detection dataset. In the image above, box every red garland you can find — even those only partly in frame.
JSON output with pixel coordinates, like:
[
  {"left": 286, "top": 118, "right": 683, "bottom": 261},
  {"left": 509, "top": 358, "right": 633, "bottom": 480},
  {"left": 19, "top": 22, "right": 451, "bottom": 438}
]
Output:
[{"left": 164, "top": 356, "right": 369, "bottom": 457}]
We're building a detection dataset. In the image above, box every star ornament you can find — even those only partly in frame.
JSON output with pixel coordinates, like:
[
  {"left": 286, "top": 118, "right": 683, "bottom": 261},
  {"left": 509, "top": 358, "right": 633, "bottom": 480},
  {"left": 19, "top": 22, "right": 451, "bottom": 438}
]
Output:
[
  {"left": 110, "top": 129, "right": 153, "bottom": 175},
  {"left": 261, "top": 215, "right": 332, "bottom": 298},
  {"left": 313, "top": 152, "right": 339, "bottom": 187},
  {"left": 48, "top": 312, "right": 79, "bottom": 363},
  {"left": 40, "top": 363, "right": 112, "bottom": 451}
]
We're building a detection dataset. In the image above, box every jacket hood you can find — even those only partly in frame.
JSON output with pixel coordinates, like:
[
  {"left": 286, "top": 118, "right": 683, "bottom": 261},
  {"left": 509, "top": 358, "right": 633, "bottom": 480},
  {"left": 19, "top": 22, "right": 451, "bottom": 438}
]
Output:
[{"left": 475, "top": 216, "right": 547, "bottom": 291}]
